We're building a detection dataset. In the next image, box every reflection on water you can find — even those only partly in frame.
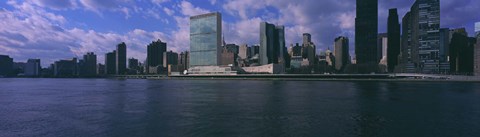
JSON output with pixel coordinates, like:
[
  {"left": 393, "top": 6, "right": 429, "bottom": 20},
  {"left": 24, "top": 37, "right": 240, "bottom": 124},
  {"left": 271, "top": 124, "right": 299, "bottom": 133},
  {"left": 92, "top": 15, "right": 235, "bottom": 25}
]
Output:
[{"left": 0, "top": 79, "right": 479, "bottom": 137}]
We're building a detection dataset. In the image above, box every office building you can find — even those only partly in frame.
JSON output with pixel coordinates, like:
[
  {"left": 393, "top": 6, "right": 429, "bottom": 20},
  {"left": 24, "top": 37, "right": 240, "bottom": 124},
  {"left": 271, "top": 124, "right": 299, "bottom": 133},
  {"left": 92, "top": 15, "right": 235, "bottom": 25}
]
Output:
[
  {"left": 292, "top": 43, "right": 302, "bottom": 56},
  {"left": 79, "top": 52, "right": 97, "bottom": 77},
  {"left": 116, "top": 42, "right": 127, "bottom": 75},
  {"left": 25, "top": 59, "right": 41, "bottom": 77},
  {"left": 439, "top": 28, "right": 450, "bottom": 63},
  {"left": 127, "top": 58, "right": 140, "bottom": 74},
  {"left": 220, "top": 48, "right": 237, "bottom": 66},
  {"left": 387, "top": 8, "right": 400, "bottom": 72},
  {"left": 251, "top": 44, "right": 260, "bottom": 56},
  {"left": 439, "top": 28, "right": 451, "bottom": 73},
  {"left": 147, "top": 40, "right": 167, "bottom": 74},
  {"left": 54, "top": 58, "right": 77, "bottom": 77},
  {"left": 377, "top": 33, "right": 388, "bottom": 65},
  {"left": 400, "top": 12, "right": 414, "bottom": 72},
  {"left": 259, "top": 22, "right": 285, "bottom": 66},
  {"left": 97, "top": 63, "right": 105, "bottom": 75},
  {"left": 225, "top": 44, "right": 239, "bottom": 55},
  {"left": 474, "top": 37, "right": 480, "bottom": 76},
  {"left": 179, "top": 51, "right": 189, "bottom": 71},
  {"left": 302, "top": 33, "right": 316, "bottom": 66},
  {"left": 105, "top": 51, "right": 116, "bottom": 75},
  {"left": 163, "top": 51, "right": 179, "bottom": 68},
  {"left": 128, "top": 58, "right": 139, "bottom": 70},
  {"left": 450, "top": 30, "right": 476, "bottom": 74},
  {"left": 12, "top": 62, "right": 26, "bottom": 75},
  {"left": 189, "top": 12, "right": 222, "bottom": 67},
  {"left": 0, "top": 55, "right": 13, "bottom": 77},
  {"left": 355, "top": 0, "right": 378, "bottom": 65},
  {"left": 334, "top": 36, "right": 349, "bottom": 72},
  {"left": 402, "top": 0, "right": 441, "bottom": 73}
]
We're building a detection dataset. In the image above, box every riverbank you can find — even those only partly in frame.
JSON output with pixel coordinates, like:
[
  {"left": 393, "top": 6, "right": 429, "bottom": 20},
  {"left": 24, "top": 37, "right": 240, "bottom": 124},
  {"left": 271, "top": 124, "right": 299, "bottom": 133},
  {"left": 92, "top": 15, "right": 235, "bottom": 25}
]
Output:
[
  {"left": 160, "top": 74, "right": 480, "bottom": 82},
  {"left": 4, "top": 74, "right": 480, "bottom": 82}
]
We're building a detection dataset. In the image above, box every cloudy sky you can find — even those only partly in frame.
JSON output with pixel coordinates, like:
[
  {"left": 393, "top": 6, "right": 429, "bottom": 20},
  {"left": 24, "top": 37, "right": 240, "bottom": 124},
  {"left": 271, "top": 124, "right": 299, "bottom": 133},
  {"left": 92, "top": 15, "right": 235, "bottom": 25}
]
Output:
[{"left": 0, "top": 0, "right": 478, "bottom": 67}]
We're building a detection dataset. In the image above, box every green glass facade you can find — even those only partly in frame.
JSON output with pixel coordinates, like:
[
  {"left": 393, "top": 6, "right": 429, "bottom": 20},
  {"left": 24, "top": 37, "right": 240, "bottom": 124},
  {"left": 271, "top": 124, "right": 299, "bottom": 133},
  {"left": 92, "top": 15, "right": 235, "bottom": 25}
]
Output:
[{"left": 189, "top": 12, "right": 222, "bottom": 68}]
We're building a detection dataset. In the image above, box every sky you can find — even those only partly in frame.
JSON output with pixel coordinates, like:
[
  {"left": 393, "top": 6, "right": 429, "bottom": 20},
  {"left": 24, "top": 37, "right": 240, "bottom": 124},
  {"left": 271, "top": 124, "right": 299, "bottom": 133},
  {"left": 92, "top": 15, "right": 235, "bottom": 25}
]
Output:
[{"left": 0, "top": 0, "right": 479, "bottom": 67}]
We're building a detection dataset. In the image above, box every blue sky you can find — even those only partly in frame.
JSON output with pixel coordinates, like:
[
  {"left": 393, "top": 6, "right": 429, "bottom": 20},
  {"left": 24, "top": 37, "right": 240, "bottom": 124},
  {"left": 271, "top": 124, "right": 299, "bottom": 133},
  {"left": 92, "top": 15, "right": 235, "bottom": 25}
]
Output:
[{"left": 0, "top": 0, "right": 479, "bottom": 67}]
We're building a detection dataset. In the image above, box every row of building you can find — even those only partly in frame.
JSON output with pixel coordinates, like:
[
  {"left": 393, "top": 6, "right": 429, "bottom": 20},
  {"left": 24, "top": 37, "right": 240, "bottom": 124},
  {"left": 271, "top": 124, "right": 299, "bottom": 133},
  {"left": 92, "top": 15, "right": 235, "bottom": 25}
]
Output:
[
  {"left": 186, "top": 12, "right": 352, "bottom": 75},
  {"left": 356, "top": 0, "right": 480, "bottom": 75}
]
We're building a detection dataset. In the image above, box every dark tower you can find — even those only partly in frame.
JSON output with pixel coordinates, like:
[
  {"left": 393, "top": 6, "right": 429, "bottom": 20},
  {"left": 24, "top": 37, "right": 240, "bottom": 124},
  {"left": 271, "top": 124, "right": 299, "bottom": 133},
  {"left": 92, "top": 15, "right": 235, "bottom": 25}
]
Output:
[
  {"left": 387, "top": 8, "right": 400, "bottom": 72},
  {"left": 116, "top": 42, "right": 127, "bottom": 75},
  {"left": 147, "top": 40, "right": 167, "bottom": 74},
  {"left": 355, "top": 0, "right": 378, "bottom": 65}
]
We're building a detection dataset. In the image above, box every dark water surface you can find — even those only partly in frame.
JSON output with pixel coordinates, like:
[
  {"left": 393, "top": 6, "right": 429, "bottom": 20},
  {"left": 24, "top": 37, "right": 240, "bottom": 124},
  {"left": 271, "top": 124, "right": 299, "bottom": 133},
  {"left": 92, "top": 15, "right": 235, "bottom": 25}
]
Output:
[{"left": 1, "top": 78, "right": 480, "bottom": 137}]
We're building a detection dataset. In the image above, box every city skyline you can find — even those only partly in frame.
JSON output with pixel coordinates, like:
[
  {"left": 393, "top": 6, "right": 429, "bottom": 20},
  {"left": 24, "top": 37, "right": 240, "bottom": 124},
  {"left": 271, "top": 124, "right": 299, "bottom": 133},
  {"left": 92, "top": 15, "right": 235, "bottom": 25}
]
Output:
[{"left": 0, "top": 0, "right": 479, "bottom": 67}]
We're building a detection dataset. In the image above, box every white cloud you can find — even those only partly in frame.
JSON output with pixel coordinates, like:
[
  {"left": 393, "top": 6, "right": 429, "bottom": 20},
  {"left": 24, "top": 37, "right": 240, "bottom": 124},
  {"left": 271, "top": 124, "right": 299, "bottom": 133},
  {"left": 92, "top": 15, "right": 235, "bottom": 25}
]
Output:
[
  {"left": 30, "top": 0, "right": 78, "bottom": 10},
  {"left": 179, "top": 1, "right": 210, "bottom": 16},
  {"left": 222, "top": 0, "right": 270, "bottom": 19},
  {"left": 336, "top": 11, "right": 355, "bottom": 30},
  {"left": 151, "top": 0, "right": 170, "bottom": 6},
  {"left": 163, "top": 7, "right": 174, "bottom": 16},
  {"left": 0, "top": 1, "right": 172, "bottom": 66},
  {"left": 121, "top": 7, "right": 131, "bottom": 19},
  {"left": 209, "top": 0, "right": 217, "bottom": 5}
]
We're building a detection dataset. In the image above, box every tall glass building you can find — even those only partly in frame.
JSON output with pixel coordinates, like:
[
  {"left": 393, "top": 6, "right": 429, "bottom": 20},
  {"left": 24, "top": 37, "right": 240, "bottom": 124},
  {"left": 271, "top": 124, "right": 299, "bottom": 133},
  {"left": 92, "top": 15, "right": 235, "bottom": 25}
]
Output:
[
  {"left": 189, "top": 12, "right": 222, "bottom": 68},
  {"left": 259, "top": 22, "right": 285, "bottom": 65}
]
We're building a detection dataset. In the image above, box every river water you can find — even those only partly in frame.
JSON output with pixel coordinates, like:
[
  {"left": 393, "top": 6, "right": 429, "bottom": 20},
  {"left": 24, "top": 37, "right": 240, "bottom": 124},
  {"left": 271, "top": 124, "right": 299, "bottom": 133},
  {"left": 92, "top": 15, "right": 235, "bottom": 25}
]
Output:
[{"left": 1, "top": 78, "right": 479, "bottom": 137}]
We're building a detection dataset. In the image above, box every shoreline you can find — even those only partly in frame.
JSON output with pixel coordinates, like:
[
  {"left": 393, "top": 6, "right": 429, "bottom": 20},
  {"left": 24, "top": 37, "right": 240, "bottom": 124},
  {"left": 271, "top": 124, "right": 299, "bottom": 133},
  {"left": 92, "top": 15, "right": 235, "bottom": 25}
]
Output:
[{"left": 4, "top": 74, "right": 480, "bottom": 82}]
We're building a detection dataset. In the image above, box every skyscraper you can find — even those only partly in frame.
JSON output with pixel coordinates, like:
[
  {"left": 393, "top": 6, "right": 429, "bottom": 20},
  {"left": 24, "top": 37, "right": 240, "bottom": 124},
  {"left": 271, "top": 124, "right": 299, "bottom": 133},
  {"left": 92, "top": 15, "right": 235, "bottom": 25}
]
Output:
[
  {"left": 25, "top": 59, "right": 41, "bottom": 77},
  {"left": 377, "top": 33, "right": 388, "bottom": 66},
  {"left": 449, "top": 29, "right": 476, "bottom": 74},
  {"left": 292, "top": 43, "right": 302, "bottom": 57},
  {"left": 302, "top": 33, "right": 316, "bottom": 66},
  {"left": 116, "top": 42, "right": 127, "bottom": 75},
  {"left": 401, "top": 12, "right": 415, "bottom": 72},
  {"left": 259, "top": 22, "right": 285, "bottom": 66},
  {"left": 439, "top": 28, "right": 451, "bottom": 73},
  {"left": 409, "top": 0, "right": 441, "bottom": 73},
  {"left": 334, "top": 36, "right": 349, "bottom": 72},
  {"left": 128, "top": 58, "right": 139, "bottom": 70},
  {"left": 189, "top": 12, "right": 222, "bottom": 67},
  {"left": 179, "top": 51, "right": 189, "bottom": 71},
  {"left": 79, "top": 52, "right": 97, "bottom": 77},
  {"left": 303, "top": 33, "right": 312, "bottom": 45},
  {"left": 0, "top": 55, "right": 13, "bottom": 77},
  {"left": 387, "top": 8, "right": 400, "bottom": 72},
  {"left": 54, "top": 58, "right": 77, "bottom": 77},
  {"left": 475, "top": 36, "right": 480, "bottom": 76},
  {"left": 147, "top": 40, "right": 167, "bottom": 74},
  {"left": 163, "top": 51, "right": 179, "bottom": 68},
  {"left": 355, "top": 0, "right": 378, "bottom": 65},
  {"left": 105, "top": 51, "right": 116, "bottom": 75}
]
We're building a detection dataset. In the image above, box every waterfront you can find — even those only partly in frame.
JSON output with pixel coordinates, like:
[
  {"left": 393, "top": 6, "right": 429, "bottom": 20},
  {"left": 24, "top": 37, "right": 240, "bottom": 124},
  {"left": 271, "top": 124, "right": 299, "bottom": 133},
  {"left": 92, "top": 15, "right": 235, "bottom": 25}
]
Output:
[{"left": 1, "top": 79, "right": 480, "bottom": 137}]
